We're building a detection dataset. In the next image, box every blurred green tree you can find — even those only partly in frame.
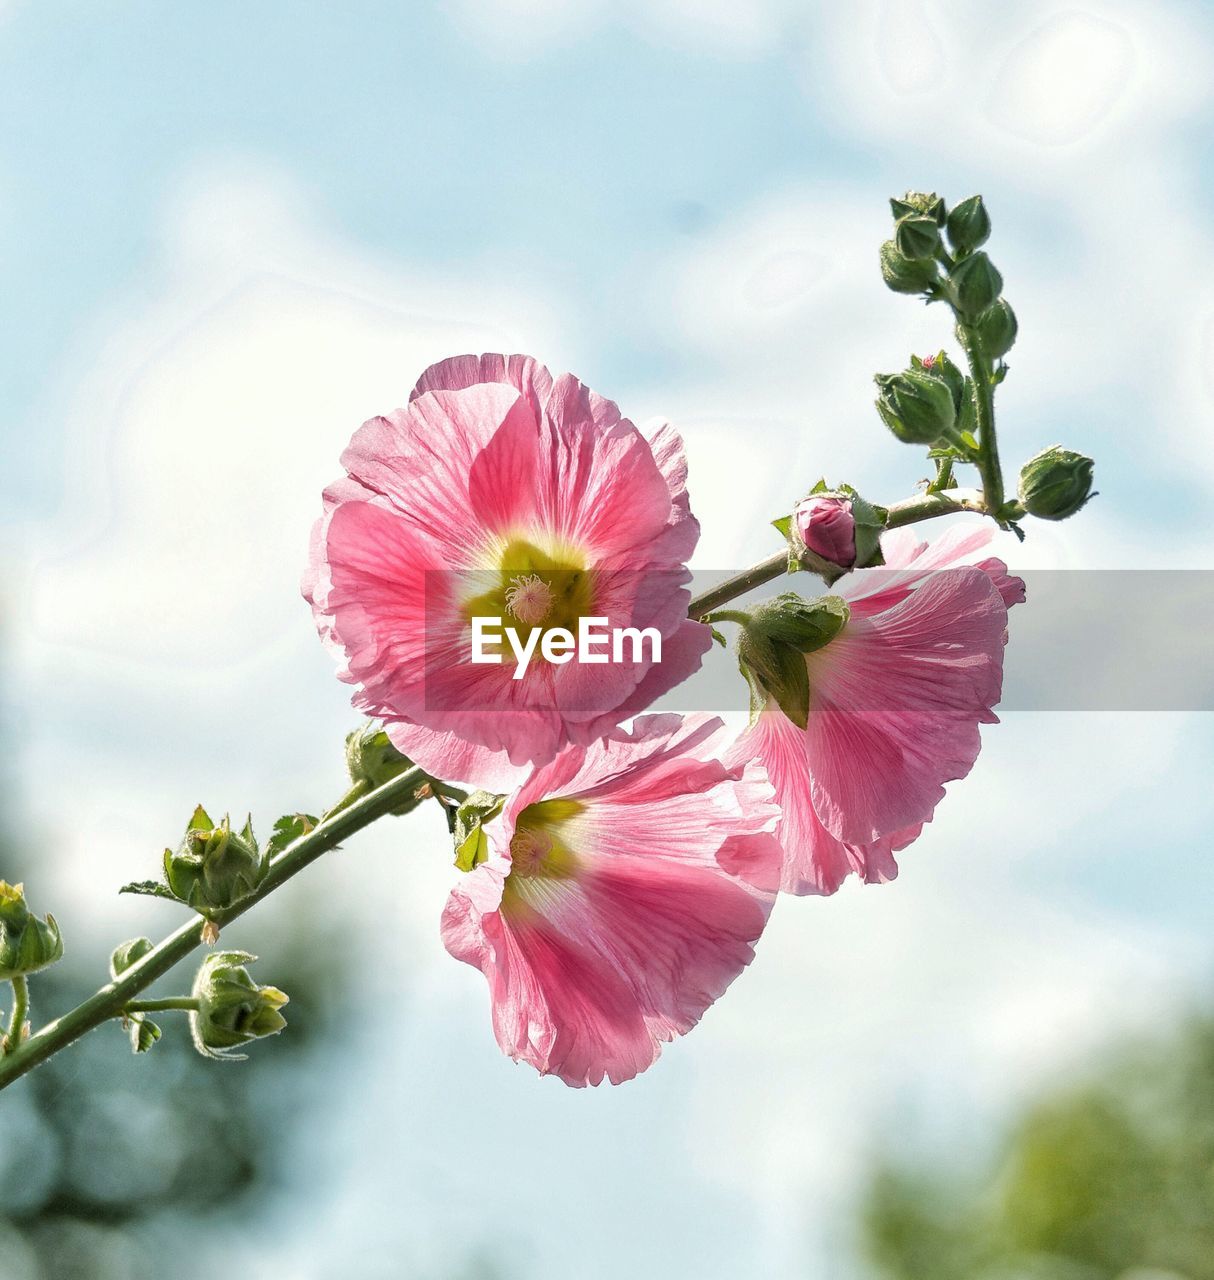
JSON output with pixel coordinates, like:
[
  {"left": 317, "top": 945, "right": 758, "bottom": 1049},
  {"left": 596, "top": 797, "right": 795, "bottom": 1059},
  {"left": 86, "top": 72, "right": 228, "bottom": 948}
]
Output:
[{"left": 860, "top": 1018, "right": 1214, "bottom": 1280}]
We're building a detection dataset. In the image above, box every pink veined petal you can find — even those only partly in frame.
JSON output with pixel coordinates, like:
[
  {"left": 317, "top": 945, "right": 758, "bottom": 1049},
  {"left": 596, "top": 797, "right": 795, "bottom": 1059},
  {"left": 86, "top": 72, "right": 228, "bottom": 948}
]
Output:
[
  {"left": 727, "top": 707, "right": 922, "bottom": 896},
  {"left": 805, "top": 566, "right": 1011, "bottom": 845},
  {"left": 643, "top": 420, "right": 700, "bottom": 565},
  {"left": 441, "top": 714, "right": 782, "bottom": 1086},
  {"left": 842, "top": 521, "right": 1025, "bottom": 618},
  {"left": 382, "top": 721, "right": 531, "bottom": 794},
  {"left": 409, "top": 353, "right": 554, "bottom": 425},
  {"left": 308, "top": 357, "right": 706, "bottom": 768}
]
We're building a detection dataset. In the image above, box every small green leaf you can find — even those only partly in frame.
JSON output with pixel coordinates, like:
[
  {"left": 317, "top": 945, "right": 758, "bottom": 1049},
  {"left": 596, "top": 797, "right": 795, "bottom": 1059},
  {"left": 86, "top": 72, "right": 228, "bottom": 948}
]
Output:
[
  {"left": 119, "top": 880, "right": 179, "bottom": 901},
  {"left": 264, "top": 813, "right": 318, "bottom": 860},
  {"left": 129, "top": 1016, "right": 162, "bottom": 1054},
  {"left": 710, "top": 626, "right": 728, "bottom": 649},
  {"left": 771, "top": 514, "right": 792, "bottom": 541}
]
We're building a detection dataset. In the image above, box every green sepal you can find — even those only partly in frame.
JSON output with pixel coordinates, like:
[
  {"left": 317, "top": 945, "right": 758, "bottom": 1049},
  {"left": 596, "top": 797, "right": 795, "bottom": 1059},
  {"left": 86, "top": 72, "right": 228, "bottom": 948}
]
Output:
[
  {"left": 709, "top": 627, "right": 728, "bottom": 649},
  {"left": 737, "top": 594, "right": 851, "bottom": 730},
  {"left": 453, "top": 791, "right": 505, "bottom": 872},
  {"left": 771, "top": 514, "right": 792, "bottom": 540},
  {"left": 189, "top": 805, "right": 215, "bottom": 834},
  {"left": 834, "top": 484, "right": 887, "bottom": 570}
]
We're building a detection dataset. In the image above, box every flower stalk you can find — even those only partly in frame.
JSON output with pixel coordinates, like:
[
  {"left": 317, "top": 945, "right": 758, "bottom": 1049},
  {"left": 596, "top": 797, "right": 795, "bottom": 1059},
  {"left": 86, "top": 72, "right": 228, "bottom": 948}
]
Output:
[{"left": 0, "top": 765, "right": 424, "bottom": 1092}]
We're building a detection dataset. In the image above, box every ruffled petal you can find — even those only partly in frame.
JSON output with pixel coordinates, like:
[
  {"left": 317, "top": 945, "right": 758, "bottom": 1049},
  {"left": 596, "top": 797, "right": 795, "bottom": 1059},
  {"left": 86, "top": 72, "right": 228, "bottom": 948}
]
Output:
[
  {"left": 441, "top": 714, "right": 781, "bottom": 1086},
  {"left": 805, "top": 567, "right": 1011, "bottom": 844},
  {"left": 728, "top": 707, "right": 922, "bottom": 896}
]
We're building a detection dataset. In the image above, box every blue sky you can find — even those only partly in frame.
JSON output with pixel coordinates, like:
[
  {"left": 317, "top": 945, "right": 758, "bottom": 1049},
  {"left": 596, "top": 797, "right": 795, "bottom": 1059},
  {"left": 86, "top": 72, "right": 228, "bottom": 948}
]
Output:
[{"left": 3, "top": 2, "right": 1214, "bottom": 1277}]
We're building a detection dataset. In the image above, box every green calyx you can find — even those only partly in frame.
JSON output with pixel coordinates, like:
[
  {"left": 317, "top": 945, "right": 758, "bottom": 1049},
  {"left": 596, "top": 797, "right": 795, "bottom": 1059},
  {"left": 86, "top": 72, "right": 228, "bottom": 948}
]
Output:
[
  {"left": 969, "top": 298, "right": 1018, "bottom": 359},
  {"left": 894, "top": 213, "right": 940, "bottom": 262},
  {"left": 0, "top": 881, "right": 63, "bottom": 981},
  {"left": 1018, "top": 445, "right": 1096, "bottom": 520},
  {"left": 452, "top": 791, "right": 506, "bottom": 872},
  {"left": 162, "top": 806, "right": 269, "bottom": 919},
  {"left": 189, "top": 950, "right": 288, "bottom": 1061},
  {"left": 345, "top": 725, "right": 424, "bottom": 815},
  {"left": 879, "top": 240, "right": 940, "bottom": 296},
  {"left": 736, "top": 593, "right": 851, "bottom": 729},
  {"left": 945, "top": 194, "right": 991, "bottom": 256},
  {"left": 948, "top": 250, "right": 1003, "bottom": 322},
  {"left": 875, "top": 366, "right": 958, "bottom": 446}
]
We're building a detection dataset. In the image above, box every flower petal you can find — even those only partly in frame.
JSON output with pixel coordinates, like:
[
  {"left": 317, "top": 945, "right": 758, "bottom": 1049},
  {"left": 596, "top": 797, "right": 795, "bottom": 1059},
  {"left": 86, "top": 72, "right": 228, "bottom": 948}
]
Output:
[
  {"left": 805, "top": 566, "right": 1011, "bottom": 844},
  {"left": 441, "top": 714, "right": 781, "bottom": 1086}
]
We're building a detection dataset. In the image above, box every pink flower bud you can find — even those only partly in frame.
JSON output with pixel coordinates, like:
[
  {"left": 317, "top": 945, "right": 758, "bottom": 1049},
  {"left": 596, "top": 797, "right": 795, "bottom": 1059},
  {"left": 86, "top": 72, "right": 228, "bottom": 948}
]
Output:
[{"left": 793, "top": 496, "right": 857, "bottom": 569}]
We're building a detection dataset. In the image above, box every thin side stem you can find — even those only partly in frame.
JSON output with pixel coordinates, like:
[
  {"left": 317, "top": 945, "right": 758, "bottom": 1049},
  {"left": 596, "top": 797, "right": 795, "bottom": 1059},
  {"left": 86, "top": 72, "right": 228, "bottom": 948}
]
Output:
[
  {"left": 4, "top": 976, "right": 29, "bottom": 1054},
  {"left": 686, "top": 487, "right": 986, "bottom": 618},
  {"left": 123, "top": 997, "right": 199, "bottom": 1014},
  {"left": 0, "top": 765, "right": 425, "bottom": 1092}
]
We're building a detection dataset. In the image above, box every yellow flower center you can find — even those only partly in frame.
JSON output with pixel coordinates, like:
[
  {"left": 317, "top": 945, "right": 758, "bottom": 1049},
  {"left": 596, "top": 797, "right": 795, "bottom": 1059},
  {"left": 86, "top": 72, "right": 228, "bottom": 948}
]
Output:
[
  {"left": 463, "top": 535, "right": 597, "bottom": 656},
  {"left": 506, "top": 798, "right": 584, "bottom": 883}
]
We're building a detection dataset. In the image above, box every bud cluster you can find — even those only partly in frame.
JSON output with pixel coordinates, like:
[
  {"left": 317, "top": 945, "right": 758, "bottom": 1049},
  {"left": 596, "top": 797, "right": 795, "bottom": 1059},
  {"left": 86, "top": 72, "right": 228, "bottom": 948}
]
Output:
[{"left": 878, "top": 190, "right": 1094, "bottom": 524}]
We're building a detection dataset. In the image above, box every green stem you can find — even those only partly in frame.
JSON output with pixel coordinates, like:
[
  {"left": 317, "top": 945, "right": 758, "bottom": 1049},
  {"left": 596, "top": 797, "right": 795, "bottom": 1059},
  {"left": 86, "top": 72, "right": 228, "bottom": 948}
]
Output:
[
  {"left": 319, "top": 778, "right": 369, "bottom": 823},
  {"left": 702, "top": 609, "right": 753, "bottom": 628},
  {"left": 4, "top": 976, "right": 29, "bottom": 1054},
  {"left": 0, "top": 765, "right": 426, "bottom": 1092},
  {"left": 956, "top": 326, "right": 1005, "bottom": 514},
  {"left": 686, "top": 487, "right": 985, "bottom": 617},
  {"left": 123, "top": 997, "right": 199, "bottom": 1014}
]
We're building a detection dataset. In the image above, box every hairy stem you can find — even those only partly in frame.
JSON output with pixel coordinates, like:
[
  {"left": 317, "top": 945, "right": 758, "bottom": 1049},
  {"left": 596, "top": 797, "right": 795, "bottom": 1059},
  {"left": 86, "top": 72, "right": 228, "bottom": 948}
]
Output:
[
  {"left": 687, "top": 487, "right": 985, "bottom": 617},
  {"left": 3, "top": 976, "right": 30, "bottom": 1054},
  {"left": 123, "top": 997, "right": 200, "bottom": 1014},
  {"left": 957, "top": 326, "right": 1004, "bottom": 514},
  {"left": 0, "top": 765, "right": 425, "bottom": 1092}
]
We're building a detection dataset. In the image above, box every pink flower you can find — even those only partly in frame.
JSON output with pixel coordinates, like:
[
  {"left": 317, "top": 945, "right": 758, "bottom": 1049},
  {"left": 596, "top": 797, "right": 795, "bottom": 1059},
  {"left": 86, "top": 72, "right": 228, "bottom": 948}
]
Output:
[
  {"left": 441, "top": 713, "right": 782, "bottom": 1086},
  {"left": 304, "top": 355, "right": 712, "bottom": 769},
  {"left": 729, "top": 523, "right": 1026, "bottom": 896},
  {"left": 794, "top": 495, "right": 856, "bottom": 568}
]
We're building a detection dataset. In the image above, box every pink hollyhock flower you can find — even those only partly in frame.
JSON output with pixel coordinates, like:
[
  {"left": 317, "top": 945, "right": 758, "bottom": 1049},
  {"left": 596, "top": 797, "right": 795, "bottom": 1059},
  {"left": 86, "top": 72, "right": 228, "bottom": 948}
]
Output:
[
  {"left": 304, "top": 354, "right": 712, "bottom": 770},
  {"left": 441, "top": 713, "right": 782, "bottom": 1086},
  {"left": 729, "top": 523, "right": 1026, "bottom": 896},
  {"left": 794, "top": 495, "right": 856, "bottom": 569}
]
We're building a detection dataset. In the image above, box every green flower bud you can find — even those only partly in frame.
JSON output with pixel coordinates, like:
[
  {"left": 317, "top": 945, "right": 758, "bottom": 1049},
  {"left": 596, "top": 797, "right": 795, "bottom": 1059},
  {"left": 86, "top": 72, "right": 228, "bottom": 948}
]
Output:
[
  {"left": 945, "top": 194, "right": 991, "bottom": 255},
  {"left": 737, "top": 594, "right": 851, "bottom": 729},
  {"left": 894, "top": 214, "right": 940, "bottom": 262},
  {"left": 1017, "top": 446, "right": 1096, "bottom": 521},
  {"left": 879, "top": 240, "right": 939, "bottom": 296},
  {"left": 163, "top": 807, "right": 268, "bottom": 918},
  {"left": 949, "top": 251, "right": 1003, "bottom": 321},
  {"left": 344, "top": 724, "right": 425, "bottom": 816},
  {"left": 0, "top": 881, "right": 64, "bottom": 981},
  {"left": 345, "top": 724, "right": 414, "bottom": 789},
  {"left": 972, "top": 298, "right": 1018, "bottom": 359},
  {"left": 189, "top": 950, "right": 288, "bottom": 1061},
  {"left": 874, "top": 369, "right": 957, "bottom": 446},
  {"left": 890, "top": 191, "right": 946, "bottom": 225},
  {"left": 110, "top": 936, "right": 154, "bottom": 979}
]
